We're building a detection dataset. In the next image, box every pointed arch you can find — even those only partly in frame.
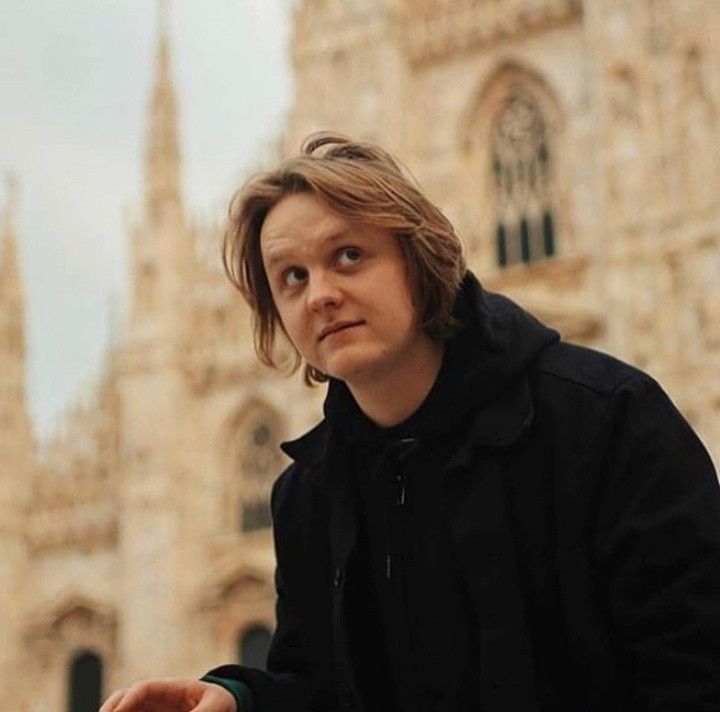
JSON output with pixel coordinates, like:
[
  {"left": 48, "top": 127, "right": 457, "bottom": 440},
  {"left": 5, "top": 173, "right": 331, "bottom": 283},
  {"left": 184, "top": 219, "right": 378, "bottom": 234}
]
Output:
[
  {"left": 223, "top": 398, "right": 286, "bottom": 534},
  {"left": 193, "top": 560, "right": 275, "bottom": 668},
  {"left": 459, "top": 62, "right": 566, "bottom": 269},
  {"left": 196, "top": 560, "right": 274, "bottom": 610},
  {"left": 27, "top": 594, "right": 117, "bottom": 643},
  {"left": 24, "top": 595, "right": 116, "bottom": 712}
]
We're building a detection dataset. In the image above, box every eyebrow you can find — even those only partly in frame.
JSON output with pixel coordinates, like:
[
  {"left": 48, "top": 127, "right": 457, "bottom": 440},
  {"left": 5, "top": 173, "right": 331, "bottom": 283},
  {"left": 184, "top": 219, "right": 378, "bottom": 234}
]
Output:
[{"left": 265, "top": 228, "right": 352, "bottom": 268}]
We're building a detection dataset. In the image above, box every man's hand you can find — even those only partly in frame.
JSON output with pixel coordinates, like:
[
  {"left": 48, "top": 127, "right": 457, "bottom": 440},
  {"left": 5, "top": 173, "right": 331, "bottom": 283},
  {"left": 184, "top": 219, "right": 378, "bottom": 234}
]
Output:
[{"left": 98, "top": 677, "right": 237, "bottom": 712}]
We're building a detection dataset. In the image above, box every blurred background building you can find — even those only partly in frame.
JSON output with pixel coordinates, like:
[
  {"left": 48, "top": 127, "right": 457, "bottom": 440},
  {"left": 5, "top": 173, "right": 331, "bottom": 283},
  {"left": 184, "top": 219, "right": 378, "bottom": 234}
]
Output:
[{"left": 0, "top": 0, "right": 718, "bottom": 709}]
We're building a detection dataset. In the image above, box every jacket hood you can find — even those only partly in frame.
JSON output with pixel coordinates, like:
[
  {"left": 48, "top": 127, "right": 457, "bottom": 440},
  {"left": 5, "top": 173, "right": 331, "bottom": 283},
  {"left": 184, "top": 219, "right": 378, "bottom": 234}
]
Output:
[
  {"left": 451, "top": 270, "right": 559, "bottom": 405},
  {"left": 282, "top": 270, "right": 559, "bottom": 463}
]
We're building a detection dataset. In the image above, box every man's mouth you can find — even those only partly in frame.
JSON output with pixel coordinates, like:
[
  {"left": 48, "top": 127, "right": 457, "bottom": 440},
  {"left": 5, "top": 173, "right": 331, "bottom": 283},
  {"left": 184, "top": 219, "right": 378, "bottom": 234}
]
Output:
[{"left": 318, "top": 320, "right": 365, "bottom": 341}]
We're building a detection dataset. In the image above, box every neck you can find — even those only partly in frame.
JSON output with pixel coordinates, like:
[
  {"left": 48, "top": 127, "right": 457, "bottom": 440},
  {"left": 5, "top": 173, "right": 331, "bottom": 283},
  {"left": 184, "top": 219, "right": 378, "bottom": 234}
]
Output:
[{"left": 345, "top": 337, "right": 444, "bottom": 427}]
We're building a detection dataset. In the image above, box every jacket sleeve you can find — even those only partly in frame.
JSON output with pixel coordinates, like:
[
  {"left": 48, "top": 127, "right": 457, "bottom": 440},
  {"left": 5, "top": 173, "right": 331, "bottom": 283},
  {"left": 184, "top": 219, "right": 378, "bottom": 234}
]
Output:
[
  {"left": 595, "top": 376, "right": 720, "bottom": 710},
  {"left": 201, "top": 469, "right": 334, "bottom": 711}
]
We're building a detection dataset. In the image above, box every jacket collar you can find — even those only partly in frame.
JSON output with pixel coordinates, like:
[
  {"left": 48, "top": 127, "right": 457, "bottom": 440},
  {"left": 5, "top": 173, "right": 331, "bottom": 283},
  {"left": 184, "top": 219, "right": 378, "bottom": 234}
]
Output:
[
  {"left": 280, "top": 271, "right": 556, "bottom": 468},
  {"left": 281, "top": 374, "right": 534, "bottom": 467},
  {"left": 280, "top": 419, "right": 331, "bottom": 467}
]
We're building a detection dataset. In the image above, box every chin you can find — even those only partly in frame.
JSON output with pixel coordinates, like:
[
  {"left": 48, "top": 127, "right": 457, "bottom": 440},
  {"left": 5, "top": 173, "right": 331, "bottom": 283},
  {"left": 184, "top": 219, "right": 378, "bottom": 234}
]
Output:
[
  {"left": 323, "top": 361, "right": 370, "bottom": 383},
  {"left": 323, "top": 351, "right": 390, "bottom": 384}
]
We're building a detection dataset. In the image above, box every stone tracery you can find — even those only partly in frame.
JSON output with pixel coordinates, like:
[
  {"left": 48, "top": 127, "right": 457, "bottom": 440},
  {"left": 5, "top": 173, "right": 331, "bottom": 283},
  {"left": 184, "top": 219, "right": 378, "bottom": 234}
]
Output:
[
  {"left": 229, "top": 401, "right": 285, "bottom": 533},
  {"left": 491, "top": 93, "right": 556, "bottom": 266}
]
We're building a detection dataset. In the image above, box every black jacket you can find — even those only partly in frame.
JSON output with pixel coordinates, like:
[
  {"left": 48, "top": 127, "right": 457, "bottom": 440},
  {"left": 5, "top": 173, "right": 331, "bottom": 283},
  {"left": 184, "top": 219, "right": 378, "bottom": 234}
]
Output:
[{"left": 206, "top": 273, "right": 720, "bottom": 711}]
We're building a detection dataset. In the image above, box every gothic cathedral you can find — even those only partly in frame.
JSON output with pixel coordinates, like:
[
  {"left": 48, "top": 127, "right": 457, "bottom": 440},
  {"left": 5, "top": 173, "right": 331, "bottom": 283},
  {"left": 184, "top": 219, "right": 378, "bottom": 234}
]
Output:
[{"left": 0, "top": 1, "right": 718, "bottom": 709}]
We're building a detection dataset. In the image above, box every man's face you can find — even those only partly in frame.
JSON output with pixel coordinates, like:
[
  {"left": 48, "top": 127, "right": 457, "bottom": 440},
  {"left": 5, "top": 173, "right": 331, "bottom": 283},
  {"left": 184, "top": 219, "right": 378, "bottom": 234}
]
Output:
[{"left": 260, "top": 191, "right": 427, "bottom": 386}]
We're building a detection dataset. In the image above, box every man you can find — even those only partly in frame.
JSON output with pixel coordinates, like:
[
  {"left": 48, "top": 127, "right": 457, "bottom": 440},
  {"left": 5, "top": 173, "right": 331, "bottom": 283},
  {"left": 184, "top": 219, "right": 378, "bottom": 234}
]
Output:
[{"left": 101, "top": 134, "right": 720, "bottom": 712}]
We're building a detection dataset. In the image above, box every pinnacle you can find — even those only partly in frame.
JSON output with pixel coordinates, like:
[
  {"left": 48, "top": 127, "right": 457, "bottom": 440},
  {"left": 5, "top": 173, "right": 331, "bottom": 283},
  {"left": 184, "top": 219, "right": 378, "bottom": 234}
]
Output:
[
  {"left": 2, "top": 171, "right": 19, "bottom": 237},
  {"left": 158, "top": 0, "right": 170, "bottom": 38},
  {"left": 145, "top": 0, "right": 183, "bottom": 225},
  {"left": 1, "top": 173, "right": 20, "bottom": 267},
  {"left": 0, "top": 170, "right": 24, "bottom": 339}
]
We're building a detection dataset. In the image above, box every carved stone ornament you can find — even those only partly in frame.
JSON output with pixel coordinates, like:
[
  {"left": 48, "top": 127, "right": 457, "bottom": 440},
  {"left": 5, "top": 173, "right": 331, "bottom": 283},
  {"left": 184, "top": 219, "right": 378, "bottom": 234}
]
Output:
[
  {"left": 25, "top": 594, "right": 117, "bottom": 650},
  {"left": 196, "top": 563, "right": 273, "bottom": 611},
  {"left": 404, "top": 0, "right": 583, "bottom": 66}
]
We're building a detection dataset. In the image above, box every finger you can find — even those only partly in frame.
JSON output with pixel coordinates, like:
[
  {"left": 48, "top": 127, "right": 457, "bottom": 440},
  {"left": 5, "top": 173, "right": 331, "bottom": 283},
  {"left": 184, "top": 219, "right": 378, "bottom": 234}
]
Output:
[
  {"left": 113, "top": 678, "right": 187, "bottom": 712},
  {"left": 98, "top": 688, "right": 127, "bottom": 712},
  {"left": 192, "top": 685, "right": 236, "bottom": 712},
  {"left": 112, "top": 682, "right": 154, "bottom": 712},
  {"left": 192, "top": 700, "right": 231, "bottom": 712}
]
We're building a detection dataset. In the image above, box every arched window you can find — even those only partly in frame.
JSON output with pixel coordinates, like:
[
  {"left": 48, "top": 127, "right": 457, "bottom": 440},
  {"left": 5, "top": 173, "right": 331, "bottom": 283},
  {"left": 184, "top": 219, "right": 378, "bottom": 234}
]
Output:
[
  {"left": 67, "top": 650, "right": 103, "bottom": 712},
  {"left": 491, "top": 93, "right": 556, "bottom": 267},
  {"left": 235, "top": 405, "right": 284, "bottom": 532},
  {"left": 237, "top": 625, "right": 272, "bottom": 669}
]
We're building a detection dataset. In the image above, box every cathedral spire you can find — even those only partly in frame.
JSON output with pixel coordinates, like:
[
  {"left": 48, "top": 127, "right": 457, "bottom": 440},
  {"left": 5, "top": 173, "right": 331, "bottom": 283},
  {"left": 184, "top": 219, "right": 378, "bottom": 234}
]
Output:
[
  {"left": 0, "top": 173, "right": 24, "bottom": 320},
  {"left": 0, "top": 173, "right": 32, "bottom": 451},
  {"left": 0, "top": 173, "right": 32, "bottom": 707},
  {"left": 145, "top": 0, "right": 183, "bottom": 226}
]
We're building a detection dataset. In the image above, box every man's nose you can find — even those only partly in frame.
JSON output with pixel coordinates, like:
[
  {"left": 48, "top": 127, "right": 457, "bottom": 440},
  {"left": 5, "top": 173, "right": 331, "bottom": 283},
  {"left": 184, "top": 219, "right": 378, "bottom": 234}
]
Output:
[{"left": 306, "top": 271, "right": 343, "bottom": 313}]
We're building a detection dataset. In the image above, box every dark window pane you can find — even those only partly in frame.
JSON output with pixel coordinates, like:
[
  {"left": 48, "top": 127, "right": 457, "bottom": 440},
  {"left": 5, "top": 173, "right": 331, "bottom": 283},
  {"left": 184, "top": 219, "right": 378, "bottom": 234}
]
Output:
[
  {"left": 68, "top": 651, "right": 103, "bottom": 712},
  {"left": 242, "top": 500, "right": 272, "bottom": 532},
  {"left": 520, "top": 219, "right": 531, "bottom": 263},
  {"left": 543, "top": 212, "right": 555, "bottom": 256},
  {"left": 496, "top": 224, "right": 507, "bottom": 267},
  {"left": 238, "top": 626, "right": 272, "bottom": 669},
  {"left": 539, "top": 142, "right": 548, "bottom": 164}
]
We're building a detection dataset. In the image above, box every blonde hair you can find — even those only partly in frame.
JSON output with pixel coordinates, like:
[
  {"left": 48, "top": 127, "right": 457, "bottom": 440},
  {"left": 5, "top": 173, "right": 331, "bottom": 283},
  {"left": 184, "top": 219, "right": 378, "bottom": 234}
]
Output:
[{"left": 222, "top": 132, "right": 466, "bottom": 383}]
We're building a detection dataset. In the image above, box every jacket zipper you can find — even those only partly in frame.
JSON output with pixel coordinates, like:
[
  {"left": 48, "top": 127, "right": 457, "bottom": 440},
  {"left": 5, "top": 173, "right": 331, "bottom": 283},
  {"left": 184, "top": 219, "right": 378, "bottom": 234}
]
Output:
[
  {"left": 384, "top": 438, "right": 416, "bottom": 581},
  {"left": 386, "top": 469, "right": 408, "bottom": 580}
]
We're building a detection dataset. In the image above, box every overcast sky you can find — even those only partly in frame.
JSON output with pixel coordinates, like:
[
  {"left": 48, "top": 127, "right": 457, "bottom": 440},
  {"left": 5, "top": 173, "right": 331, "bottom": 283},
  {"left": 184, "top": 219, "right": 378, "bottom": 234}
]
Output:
[{"left": 0, "top": 1, "right": 294, "bottom": 439}]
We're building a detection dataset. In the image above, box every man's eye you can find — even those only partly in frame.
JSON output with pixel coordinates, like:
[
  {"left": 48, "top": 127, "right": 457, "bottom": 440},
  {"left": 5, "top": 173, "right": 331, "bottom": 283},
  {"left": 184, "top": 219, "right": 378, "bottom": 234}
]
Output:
[
  {"left": 337, "top": 247, "right": 361, "bottom": 266},
  {"left": 283, "top": 267, "right": 307, "bottom": 287}
]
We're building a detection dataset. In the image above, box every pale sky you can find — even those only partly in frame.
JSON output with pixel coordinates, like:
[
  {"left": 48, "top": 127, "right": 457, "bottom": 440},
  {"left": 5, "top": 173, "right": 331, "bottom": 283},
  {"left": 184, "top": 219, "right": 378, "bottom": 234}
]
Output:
[{"left": 0, "top": 1, "right": 294, "bottom": 438}]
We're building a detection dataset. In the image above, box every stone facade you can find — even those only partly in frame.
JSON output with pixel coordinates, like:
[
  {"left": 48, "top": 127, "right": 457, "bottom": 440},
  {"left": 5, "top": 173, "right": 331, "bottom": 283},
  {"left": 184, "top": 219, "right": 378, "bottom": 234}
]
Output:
[
  {"left": 1, "top": 0, "right": 718, "bottom": 708},
  {"left": 284, "top": 0, "right": 720, "bottom": 460}
]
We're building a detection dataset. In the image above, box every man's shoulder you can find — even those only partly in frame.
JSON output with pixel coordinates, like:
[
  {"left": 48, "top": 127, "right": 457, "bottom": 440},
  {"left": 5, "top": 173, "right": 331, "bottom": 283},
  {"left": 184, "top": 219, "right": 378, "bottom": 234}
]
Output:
[
  {"left": 271, "top": 459, "right": 313, "bottom": 511},
  {"left": 272, "top": 421, "right": 330, "bottom": 514},
  {"left": 531, "top": 340, "right": 652, "bottom": 398}
]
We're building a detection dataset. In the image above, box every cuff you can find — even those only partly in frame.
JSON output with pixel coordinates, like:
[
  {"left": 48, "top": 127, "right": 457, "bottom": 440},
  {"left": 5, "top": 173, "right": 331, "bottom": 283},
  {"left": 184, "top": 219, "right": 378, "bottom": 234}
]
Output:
[{"left": 201, "top": 674, "right": 255, "bottom": 712}]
